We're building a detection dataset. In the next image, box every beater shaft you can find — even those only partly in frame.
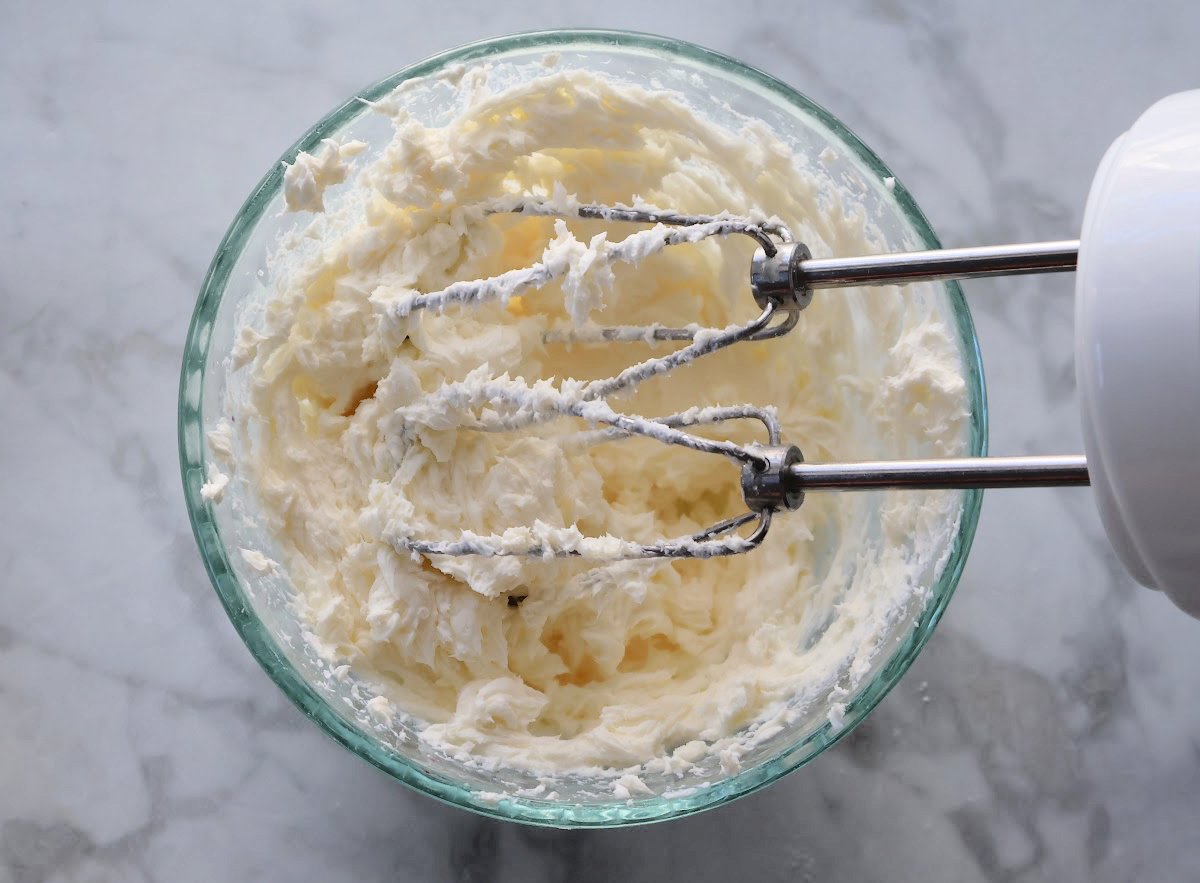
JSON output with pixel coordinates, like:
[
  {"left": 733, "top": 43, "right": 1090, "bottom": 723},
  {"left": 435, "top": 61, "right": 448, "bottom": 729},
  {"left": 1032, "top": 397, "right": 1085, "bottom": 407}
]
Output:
[
  {"left": 793, "top": 240, "right": 1079, "bottom": 289},
  {"left": 787, "top": 454, "right": 1089, "bottom": 491}
]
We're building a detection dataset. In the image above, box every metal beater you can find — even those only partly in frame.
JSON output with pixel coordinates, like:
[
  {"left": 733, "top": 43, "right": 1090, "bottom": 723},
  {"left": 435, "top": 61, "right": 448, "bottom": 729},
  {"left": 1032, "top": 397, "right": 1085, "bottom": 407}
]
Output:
[{"left": 392, "top": 198, "right": 1084, "bottom": 559}]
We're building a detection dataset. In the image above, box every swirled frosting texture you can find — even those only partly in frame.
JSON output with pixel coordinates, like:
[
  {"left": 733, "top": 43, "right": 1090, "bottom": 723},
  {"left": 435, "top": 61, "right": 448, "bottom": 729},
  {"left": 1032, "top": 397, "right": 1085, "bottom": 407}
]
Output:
[{"left": 221, "top": 63, "right": 969, "bottom": 775}]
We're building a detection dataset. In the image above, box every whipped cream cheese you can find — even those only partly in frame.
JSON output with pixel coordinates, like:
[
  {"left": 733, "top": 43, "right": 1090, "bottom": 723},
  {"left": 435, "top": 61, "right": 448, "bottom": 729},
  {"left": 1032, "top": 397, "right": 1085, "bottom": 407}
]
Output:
[
  {"left": 281, "top": 138, "right": 367, "bottom": 213},
  {"left": 215, "top": 61, "right": 970, "bottom": 780}
]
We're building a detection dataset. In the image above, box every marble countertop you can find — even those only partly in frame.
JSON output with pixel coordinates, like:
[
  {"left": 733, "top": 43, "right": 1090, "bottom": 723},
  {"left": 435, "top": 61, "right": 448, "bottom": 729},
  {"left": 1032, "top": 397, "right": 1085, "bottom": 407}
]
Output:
[{"left": 4, "top": 1, "right": 1199, "bottom": 880}]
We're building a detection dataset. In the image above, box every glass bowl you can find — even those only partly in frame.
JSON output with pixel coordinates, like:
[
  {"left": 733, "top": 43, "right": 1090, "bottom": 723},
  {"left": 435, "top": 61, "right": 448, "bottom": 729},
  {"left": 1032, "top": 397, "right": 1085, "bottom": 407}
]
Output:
[{"left": 178, "top": 29, "right": 986, "bottom": 827}]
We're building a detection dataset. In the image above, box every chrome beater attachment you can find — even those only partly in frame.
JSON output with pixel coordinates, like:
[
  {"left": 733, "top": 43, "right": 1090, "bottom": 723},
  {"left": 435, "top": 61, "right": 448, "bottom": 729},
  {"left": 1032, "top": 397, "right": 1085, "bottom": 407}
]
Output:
[{"left": 388, "top": 199, "right": 1088, "bottom": 560}]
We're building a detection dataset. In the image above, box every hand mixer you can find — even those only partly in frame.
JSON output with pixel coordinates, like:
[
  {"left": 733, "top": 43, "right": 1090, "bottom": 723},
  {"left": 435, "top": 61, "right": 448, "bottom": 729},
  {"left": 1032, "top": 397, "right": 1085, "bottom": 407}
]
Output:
[{"left": 393, "top": 91, "right": 1200, "bottom": 618}]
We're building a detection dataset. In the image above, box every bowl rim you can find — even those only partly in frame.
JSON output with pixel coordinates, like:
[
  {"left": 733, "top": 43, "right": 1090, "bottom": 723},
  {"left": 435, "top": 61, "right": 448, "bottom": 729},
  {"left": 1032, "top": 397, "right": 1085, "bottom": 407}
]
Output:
[{"left": 178, "top": 27, "right": 987, "bottom": 828}]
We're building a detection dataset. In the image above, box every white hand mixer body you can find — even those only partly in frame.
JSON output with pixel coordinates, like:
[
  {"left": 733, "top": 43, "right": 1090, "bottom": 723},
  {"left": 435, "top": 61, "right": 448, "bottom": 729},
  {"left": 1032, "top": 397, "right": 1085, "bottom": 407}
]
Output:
[
  {"left": 392, "top": 91, "right": 1200, "bottom": 618},
  {"left": 1075, "top": 91, "right": 1200, "bottom": 617}
]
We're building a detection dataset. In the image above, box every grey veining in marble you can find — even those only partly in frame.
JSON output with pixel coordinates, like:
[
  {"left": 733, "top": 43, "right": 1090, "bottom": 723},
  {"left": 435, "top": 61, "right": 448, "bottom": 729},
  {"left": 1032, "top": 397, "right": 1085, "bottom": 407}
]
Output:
[{"left": 3, "top": 1, "right": 1199, "bottom": 880}]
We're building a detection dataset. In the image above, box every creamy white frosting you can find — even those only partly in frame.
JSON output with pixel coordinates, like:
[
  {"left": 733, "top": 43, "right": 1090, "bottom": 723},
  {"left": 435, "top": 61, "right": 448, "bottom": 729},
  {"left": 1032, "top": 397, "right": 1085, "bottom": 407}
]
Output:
[
  {"left": 239, "top": 548, "right": 278, "bottom": 574},
  {"left": 281, "top": 137, "right": 367, "bottom": 213},
  {"left": 216, "top": 62, "right": 970, "bottom": 778},
  {"left": 200, "top": 463, "right": 228, "bottom": 502}
]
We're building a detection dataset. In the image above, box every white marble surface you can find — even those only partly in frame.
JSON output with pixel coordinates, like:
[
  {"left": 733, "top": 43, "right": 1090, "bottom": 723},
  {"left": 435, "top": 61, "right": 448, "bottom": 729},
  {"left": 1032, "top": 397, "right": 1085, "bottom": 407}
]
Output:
[{"left": 4, "top": 1, "right": 1200, "bottom": 880}]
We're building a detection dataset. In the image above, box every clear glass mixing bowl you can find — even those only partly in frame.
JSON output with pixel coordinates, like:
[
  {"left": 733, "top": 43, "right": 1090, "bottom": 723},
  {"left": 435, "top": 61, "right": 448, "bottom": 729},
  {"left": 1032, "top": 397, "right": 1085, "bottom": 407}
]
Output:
[{"left": 179, "top": 29, "right": 986, "bottom": 827}]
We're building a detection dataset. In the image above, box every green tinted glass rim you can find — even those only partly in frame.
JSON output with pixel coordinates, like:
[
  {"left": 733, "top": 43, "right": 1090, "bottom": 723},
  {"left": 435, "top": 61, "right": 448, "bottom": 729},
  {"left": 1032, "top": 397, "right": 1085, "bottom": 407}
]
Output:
[{"left": 178, "top": 28, "right": 987, "bottom": 828}]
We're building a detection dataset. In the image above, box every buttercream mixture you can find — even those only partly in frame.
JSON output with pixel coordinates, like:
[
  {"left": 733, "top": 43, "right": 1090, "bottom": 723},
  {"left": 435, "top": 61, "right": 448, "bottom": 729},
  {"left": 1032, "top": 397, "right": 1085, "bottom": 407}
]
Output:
[{"left": 210, "top": 61, "right": 970, "bottom": 782}]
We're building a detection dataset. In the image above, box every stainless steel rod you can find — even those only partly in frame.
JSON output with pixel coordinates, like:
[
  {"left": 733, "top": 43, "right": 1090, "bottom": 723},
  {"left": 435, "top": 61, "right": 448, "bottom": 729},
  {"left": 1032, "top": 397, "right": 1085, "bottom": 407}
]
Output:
[
  {"left": 799, "top": 240, "right": 1079, "bottom": 288},
  {"left": 787, "top": 455, "right": 1090, "bottom": 490}
]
